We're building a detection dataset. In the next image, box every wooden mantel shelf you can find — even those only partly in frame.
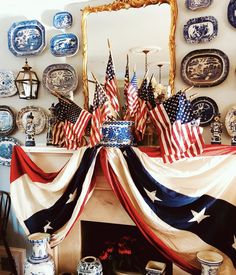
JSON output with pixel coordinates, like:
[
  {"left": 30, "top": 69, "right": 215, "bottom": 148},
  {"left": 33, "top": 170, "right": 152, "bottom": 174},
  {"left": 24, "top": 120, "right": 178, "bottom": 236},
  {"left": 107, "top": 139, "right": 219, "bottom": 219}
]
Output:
[{"left": 21, "top": 145, "right": 75, "bottom": 154}]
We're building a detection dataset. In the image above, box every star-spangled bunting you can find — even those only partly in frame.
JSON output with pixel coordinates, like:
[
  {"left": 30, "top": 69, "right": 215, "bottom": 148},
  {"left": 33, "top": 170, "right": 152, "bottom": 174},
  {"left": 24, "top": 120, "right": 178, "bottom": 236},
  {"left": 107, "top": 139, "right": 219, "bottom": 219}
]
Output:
[
  {"left": 149, "top": 91, "right": 205, "bottom": 163},
  {"left": 105, "top": 51, "right": 119, "bottom": 112}
]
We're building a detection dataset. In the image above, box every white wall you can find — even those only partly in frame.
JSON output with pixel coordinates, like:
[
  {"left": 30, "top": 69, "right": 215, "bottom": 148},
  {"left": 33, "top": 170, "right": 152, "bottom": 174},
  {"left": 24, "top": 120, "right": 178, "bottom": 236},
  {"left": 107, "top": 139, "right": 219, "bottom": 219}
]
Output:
[{"left": 0, "top": 0, "right": 234, "bottom": 249}]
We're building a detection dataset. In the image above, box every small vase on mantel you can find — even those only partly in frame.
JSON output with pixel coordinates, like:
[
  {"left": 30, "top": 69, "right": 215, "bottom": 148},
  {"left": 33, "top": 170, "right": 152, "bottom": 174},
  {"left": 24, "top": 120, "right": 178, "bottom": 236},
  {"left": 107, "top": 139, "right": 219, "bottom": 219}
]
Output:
[
  {"left": 197, "top": 250, "right": 223, "bottom": 275},
  {"left": 24, "top": 232, "right": 55, "bottom": 275}
]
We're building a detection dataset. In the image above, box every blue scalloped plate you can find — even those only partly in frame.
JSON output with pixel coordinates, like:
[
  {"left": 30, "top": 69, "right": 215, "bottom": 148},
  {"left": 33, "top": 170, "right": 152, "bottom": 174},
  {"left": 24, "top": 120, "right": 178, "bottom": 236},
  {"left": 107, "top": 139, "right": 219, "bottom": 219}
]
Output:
[
  {"left": 228, "top": 0, "right": 236, "bottom": 28},
  {"left": 50, "top": 33, "right": 78, "bottom": 57},
  {"left": 8, "top": 20, "right": 45, "bottom": 56},
  {"left": 0, "top": 137, "right": 21, "bottom": 166},
  {"left": 53, "top": 12, "right": 73, "bottom": 29},
  {"left": 183, "top": 16, "right": 218, "bottom": 44},
  {"left": 185, "top": 0, "right": 213, "bottom": 10}
]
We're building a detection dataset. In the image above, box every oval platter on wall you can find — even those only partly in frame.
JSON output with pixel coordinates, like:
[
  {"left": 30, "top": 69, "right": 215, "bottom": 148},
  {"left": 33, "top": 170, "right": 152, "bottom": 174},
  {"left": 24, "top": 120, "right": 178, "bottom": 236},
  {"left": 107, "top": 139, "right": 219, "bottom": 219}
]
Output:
[
  {"left": 185, "top": 0, "right": 213, "bottom": 10},
  {"left": 42, "top": 63, "right": 78, "bottom": 95},
  {"left": 228, "top": 0, "right": 236, "bottom": 28},
  {"left": 0, "top": 106, "right": 16, "bottom": 136},
  {"left": 181, "top": 49, "right": 229, "bottom": 87},
  {"left": 0, "top": 136, "right": 21, "bottom": 167},
  {"left": 0, "top": 71, "right": 17, "bottom": 97},
  {"left": 183, "top": 16, "right": 218, "bottom": 44},
  {"left": 53, "top": 12, "right": 73, "bottom": 29},
  {"left": 50, "top": 33, "right": 78, "bottom": 57},
  {"left": 225, "top": 105, "right": 236, "bottom": 137}
]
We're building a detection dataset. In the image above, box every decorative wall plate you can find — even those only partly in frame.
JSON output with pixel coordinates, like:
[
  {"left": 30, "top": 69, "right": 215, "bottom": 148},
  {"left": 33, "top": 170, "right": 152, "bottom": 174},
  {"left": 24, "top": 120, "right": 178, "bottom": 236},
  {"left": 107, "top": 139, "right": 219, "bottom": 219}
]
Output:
[
  {"left": 8, "top": 20, "right": 46, "bottom": 56},
  {"left": 16, "top": 106, "right": 47, "bottom": 135},
  {"left": 53, "top": 12, "right": 73, "bottom": 29},
  {"left": 0, "top": 106, "right": 16, "bottom": 136},
  {"left": 181, "top": 49, "right": 229, "bottom": 87},
  {"left": 185, "top": 0, "right": 213, "bottom": 10},
  {"left": 183, "top": 16, "right": 218, "bottom": 44},
  {"left": 50, "top": 33, "right": 78, "bottom": 57},
  {"left": 228, "top": 0, "right": 236, "bottom": 28},
  {"left": 0, "top": 137, "right": 21, "bottom": 166},
  {"left": 191, "top": 96, "right": 218, "bottom": 126},
  {"left": 0, "top": 71, "right": 17, "bottom": 97},
  {"left": 42, "top": 64, "right": 78, "bottom": 95},
  {"left": 225, "top": 105, "right": 236, "bottom": 137}
]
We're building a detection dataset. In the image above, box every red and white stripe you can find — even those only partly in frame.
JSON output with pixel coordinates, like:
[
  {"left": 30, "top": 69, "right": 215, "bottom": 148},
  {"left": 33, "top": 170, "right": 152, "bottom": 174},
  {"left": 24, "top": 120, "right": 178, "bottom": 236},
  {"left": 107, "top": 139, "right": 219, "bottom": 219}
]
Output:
[
  {"left": 135, "top": 99, "right": 149, "bottom": 139},
  {"left": 150, "top": 104, "right": 204, "bottom": 163},
  {"left": 126, "top": 82, "right": 139, "bottom": 117}
]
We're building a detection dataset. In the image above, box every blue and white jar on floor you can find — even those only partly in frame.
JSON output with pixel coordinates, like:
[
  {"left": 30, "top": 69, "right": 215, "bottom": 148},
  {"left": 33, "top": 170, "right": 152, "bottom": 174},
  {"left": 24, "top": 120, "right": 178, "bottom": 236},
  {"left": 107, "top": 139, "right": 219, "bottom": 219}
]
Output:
[
  {"left": 197, "top": 250, "right": 223, "bottom": 275},
  {"left": 24, "top": 232, "right": 55, "bottom": 275},
  {"left": 77, "top": 256, "right": 103, "bottom": 275}
]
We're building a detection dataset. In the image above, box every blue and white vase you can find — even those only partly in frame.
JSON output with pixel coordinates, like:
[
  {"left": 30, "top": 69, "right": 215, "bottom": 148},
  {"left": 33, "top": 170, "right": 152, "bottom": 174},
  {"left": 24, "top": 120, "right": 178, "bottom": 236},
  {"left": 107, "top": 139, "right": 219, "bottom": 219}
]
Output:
[
  {"left": 197, "top": 250, "right": 223, "bottom": 275},
  {"left": 77, "top": 256, "right": 103, "bottom": 275},
  {"left": 24, "top": 232, "right": 55, "bottom": 275},
  {"left": 100, "top": 120, "right": 135, "bottom": 148}
]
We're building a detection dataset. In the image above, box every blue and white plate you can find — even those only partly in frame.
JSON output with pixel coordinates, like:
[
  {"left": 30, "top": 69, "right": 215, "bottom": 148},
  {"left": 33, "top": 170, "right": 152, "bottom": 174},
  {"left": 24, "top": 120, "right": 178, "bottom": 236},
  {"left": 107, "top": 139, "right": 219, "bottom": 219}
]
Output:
[
  {"left": 0, "top": 136, "right": 21, "bottom": 166},
  {"left": 50, "top": 33, "right": 78, "bottom": 57},
  {"left": 228, "top": 0, "right": 236, "bottom": 28},
  {"left": 53, "top": 12, "right": 73, "bottom": 29},
  {"left": 0, "top": 106, "right": 15, "bottom": 136},
  {"left": 8, "top": 20, "right": 46, "bottom": 56},
  {"left": 185, "top": 0, "right": 213, "bottom": 10},
  {"left": 42, "top": 63, "right": 78, "bottom": 95},
  {"left": 181, "top": 49, "right": 229, "bottom": 87},
  {"left": 0, "top": 71, "right": 17, "bottom": 97},
  {"left": 191, "top": 96, "right": 218, "bottom": 126},
  {"left": 183, "top": 16, "right": 218, "bottom": 43}
]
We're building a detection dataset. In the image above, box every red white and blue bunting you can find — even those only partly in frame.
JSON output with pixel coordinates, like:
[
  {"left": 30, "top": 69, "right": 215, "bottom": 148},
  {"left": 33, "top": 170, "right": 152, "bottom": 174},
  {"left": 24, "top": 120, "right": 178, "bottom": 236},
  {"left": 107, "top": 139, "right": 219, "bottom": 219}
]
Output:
[{"left": 10, "top": 145, "right": 236, "bottom": 274}]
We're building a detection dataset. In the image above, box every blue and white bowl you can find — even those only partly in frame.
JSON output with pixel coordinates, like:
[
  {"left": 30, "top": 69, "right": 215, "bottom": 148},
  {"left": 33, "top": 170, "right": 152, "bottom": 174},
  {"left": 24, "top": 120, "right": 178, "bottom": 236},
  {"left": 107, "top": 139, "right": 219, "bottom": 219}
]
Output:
[{"left": 100, "top": 121, "right": 135, "bottom": 148}]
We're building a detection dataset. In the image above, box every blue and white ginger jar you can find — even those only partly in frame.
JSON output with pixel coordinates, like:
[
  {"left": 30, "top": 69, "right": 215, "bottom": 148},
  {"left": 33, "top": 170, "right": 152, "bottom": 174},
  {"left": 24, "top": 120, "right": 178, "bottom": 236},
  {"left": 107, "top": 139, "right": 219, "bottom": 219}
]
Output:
[{"left": 77, "top": 256, "right": 103, "bottom": 275}]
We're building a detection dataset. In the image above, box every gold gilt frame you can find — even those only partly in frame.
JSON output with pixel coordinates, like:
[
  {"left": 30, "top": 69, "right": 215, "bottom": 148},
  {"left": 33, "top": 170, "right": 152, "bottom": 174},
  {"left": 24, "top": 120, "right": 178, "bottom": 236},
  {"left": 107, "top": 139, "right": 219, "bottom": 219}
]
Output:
[{"left": 81, "top": 0, "right": 178, "bottom": 110}]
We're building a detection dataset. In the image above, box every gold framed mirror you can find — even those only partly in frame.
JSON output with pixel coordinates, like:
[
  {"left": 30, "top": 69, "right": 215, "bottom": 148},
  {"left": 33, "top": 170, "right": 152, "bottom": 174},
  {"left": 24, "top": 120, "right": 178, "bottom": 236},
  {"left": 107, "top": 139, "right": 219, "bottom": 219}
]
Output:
[{"left": 81, "top": 0, "right": 178, "bottom": 110}]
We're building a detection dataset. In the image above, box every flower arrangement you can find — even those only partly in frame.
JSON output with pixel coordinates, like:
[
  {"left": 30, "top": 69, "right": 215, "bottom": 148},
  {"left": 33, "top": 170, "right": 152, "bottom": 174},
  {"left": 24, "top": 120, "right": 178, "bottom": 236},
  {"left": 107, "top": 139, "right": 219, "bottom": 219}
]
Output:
[{"left": 99, "top": 235, "right": 145, "bottom": 274}]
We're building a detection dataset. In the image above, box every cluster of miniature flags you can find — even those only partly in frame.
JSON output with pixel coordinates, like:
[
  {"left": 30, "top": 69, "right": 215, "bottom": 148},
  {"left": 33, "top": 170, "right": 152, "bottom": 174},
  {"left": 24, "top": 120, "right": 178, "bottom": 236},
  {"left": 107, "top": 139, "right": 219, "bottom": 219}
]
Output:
[{"left": 51, "top": 46, "right": 204, "bottom": 163}]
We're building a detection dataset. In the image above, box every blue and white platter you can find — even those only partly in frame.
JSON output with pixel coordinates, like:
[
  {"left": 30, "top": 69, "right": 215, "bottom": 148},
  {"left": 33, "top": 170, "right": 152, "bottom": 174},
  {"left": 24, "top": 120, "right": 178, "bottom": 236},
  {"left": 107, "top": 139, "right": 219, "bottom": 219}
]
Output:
[
  {"left": 185, "top": 0, "right": 213, "bottom": 10},
  {"left": 42, "top": 63, "right": 78, "bottom": 95},
  {"left": 183, "top": 16, "right": 218, "bottom": 44},
  {"left": 8, "top": 20, "right": 46, "bottom": 56},
  {"left": 228, "top": 0, "right": 236, "bottom": 28},
  {"left": 50, "top": 33, "right": 78, "bottom": 57},
  {"left": 181, "top": 49, "right": 229, "bottom": 87},
  {"left": 0, "top": 106, "right": 16, "bottom": 136},
  {"left": 0, "top": 136, "right": 21, "bottom": 167},
  {"left": 53, "top": 12, "right": 73, "bottom": 29},
  {"left": 191, "top": 96, "right": 218, "bottom": 126},
  {"left": 0, "top": 71, "right": 17, "bottom": 97}
]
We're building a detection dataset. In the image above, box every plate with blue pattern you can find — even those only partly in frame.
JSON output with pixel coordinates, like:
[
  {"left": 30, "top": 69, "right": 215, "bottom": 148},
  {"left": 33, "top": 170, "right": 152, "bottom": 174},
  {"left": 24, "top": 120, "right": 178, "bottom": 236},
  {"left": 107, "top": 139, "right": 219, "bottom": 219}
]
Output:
[
  {"left": 228, "top": 0, "right": 236, "bottom": 28},
  {"left": 183, "top": 16, "right": 218, "bottom": 44},
  {"left": 8, "top": 20, "right": 46, "bottom": 56},
  {"left": 0, "top": 136, "right": 21, "bottom": 166},
  {"left": 53, "top": 12, "right": 73, "bottom": 29},
  {"left": 0, "top": 71, "right": 17, "bottom": 97},
  {"left": 185, "top": 0, "right": 213, "bottom": 10},
  {"left": 191, "top": 96, "right": 218, "bottom": 126},
  {"left": 50, "top": 33, "right": 78, "bottom": 57}
]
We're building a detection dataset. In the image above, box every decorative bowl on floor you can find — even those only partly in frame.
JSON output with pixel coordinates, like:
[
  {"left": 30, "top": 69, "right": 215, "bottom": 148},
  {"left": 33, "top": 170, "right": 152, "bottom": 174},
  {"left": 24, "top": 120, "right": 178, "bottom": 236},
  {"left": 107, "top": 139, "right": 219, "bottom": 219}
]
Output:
[
  {"left": 145, "top": 260, "right": 166, "bottom": 275},
  {"left": 100, "top": 121, "right": 135, "bottom": 148}
]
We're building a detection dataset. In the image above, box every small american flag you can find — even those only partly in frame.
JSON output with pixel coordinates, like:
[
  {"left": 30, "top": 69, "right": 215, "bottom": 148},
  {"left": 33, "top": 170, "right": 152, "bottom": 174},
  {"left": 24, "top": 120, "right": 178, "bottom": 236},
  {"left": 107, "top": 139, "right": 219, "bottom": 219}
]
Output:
[
  {"left": 136, "top": 77, "right": 149, "bottom": 139},
  {"left": 146, "top": 77, "right": 156, "bottom": 110},
  {"left": 123, "top": 55, "right": 129, "bottom": 100},
  {"left": 54, "top": 98, "right": 91, "bottom": 149},
  {"left": 90, "top": 81, "right": 112, "bottom": 147},
  {"left": 126, "top": 71, "right": 139, "bottom": 118},
  {"left": 149, "top": 91, "right": 205, "bottom": 163},
  {"left": 105, "top": 52, "right": 119, "bottom": 112}
]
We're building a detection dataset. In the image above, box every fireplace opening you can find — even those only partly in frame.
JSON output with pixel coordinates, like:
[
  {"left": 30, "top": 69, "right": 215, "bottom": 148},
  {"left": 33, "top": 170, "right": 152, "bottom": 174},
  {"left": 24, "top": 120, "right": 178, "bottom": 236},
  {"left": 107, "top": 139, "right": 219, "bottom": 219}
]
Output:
[{"left": 81, "top": 221, "right": 173, "bottom": 274}]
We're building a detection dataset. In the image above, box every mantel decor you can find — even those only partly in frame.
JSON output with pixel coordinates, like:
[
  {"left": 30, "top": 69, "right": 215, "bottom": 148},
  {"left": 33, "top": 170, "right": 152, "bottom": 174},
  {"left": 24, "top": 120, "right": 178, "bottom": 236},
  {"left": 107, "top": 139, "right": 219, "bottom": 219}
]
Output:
[
  {"left": 81, "top": 0, "right": 178, "bottom": 110},
  {"left": 15, "top": 59, "right": 40, "bottom": 99}
]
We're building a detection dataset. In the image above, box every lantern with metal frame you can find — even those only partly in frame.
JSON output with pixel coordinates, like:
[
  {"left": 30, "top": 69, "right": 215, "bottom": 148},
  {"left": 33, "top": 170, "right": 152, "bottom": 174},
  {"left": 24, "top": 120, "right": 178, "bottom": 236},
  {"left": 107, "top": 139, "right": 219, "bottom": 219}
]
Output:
[{"left": 15, "top": 59, "right": 40, "bottom": 99}]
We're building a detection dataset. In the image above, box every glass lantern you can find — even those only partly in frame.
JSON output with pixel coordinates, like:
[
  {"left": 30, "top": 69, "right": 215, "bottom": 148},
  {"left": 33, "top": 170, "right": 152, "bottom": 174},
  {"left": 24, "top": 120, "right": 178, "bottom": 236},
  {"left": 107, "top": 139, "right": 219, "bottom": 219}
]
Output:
[{"left": 15, "top": 59, "right": 40, "bottom": 99}]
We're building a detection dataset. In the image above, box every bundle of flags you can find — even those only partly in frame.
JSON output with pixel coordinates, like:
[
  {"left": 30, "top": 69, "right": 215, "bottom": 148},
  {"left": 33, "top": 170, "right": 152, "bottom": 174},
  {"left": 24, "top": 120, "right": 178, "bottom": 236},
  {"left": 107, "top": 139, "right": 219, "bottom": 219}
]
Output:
[{"left": 52, "top": 95, "right": 91, "bottom": 149}]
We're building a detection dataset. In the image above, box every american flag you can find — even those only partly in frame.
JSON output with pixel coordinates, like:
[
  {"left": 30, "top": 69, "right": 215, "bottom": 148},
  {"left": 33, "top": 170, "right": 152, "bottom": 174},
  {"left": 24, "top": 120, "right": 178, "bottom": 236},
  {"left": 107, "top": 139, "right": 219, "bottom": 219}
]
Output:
[
  {"left": 105, "top": 51, "right": 119, "bottom": 112},
  {"left": 54, "top": 98, "right": 92, "bottom": 149},
  {"left": 123, "top": 54, "right": 129, "bottom": 100},
  {"left": 146, "top": 77, "right": 156, "bottom": 110},
  {"left": 126, "top": 71, "right": 139, "bottom": 118},
  {"left": 149, "top": 91, "right": 205, "bottom": 163},
  {"left": 90, "top": 81, "right": 112, "bottom": 147},
  {"left": 135, "top": 77, "right": 149, "bottom": 139}
]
